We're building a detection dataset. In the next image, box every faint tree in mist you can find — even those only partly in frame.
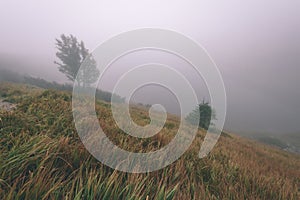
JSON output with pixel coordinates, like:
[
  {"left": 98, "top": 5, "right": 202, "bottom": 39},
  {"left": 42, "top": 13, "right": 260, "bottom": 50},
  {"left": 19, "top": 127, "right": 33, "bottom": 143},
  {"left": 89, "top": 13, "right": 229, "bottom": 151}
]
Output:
[
  {"left": 186, "top": 100, "right": 216, "bottom": 130},
  {"left": 54, "top": 34, "right": 99, "bottom": 87}
]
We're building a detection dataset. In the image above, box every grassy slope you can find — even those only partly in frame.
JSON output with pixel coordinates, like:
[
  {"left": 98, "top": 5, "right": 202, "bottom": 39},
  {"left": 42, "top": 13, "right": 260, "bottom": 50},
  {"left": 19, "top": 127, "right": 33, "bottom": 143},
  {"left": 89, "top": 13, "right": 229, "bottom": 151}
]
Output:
[{"left": 0, "top": 82, "right": 299, "bottom": 200}]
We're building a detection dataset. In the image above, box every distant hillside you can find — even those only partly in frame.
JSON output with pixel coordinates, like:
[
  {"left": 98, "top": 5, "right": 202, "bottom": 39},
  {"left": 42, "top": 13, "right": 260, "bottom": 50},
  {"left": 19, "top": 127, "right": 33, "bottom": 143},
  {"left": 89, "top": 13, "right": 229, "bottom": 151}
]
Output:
[
  {"left": 283, "top": 133, "right": 300, "bottom": 152},
  {"left": 240, "top": 131, "right": 300, "bottom": 154},
  {"left": 0, "top": 82, "right": 299, "bottom": 199},
  {"left": 255, "top": 134, "right": 300, "bottom": 154},
  {"left": 0, "top": 69, "right": 124, "bottom": 103}
]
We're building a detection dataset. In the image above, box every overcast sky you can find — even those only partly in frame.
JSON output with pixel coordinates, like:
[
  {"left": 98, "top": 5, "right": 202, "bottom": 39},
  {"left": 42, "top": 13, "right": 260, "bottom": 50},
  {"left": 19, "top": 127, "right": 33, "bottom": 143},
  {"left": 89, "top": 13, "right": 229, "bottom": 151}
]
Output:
[{"left": 0, "top": 0, "right": 299, "bottom": 135}]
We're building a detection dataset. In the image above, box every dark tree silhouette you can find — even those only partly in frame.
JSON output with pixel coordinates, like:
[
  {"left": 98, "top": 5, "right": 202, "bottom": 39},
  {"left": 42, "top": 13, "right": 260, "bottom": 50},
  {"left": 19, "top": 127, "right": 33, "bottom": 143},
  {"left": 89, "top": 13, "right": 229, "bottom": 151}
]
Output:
[
  {"left": 54, "top": 34, "right": 99, "bottom": 87},
  {"left": 186, "top": 100, "right": 216, "bottom": 130}
]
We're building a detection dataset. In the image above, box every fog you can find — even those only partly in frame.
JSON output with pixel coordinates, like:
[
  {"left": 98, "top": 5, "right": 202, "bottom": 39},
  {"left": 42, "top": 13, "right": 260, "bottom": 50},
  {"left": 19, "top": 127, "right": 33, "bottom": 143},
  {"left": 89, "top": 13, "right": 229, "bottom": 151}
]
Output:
[{"left": 0, "top": 0, "right": 299, "bottom": 136}]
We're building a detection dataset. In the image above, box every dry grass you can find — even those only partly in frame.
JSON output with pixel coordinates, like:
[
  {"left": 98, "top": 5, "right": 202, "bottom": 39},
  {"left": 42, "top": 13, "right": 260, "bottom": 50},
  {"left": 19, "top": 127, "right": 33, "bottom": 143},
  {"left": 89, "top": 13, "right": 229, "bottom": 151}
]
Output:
[{"left": 0, "top": 82, "right": 299, "bottom": 199}]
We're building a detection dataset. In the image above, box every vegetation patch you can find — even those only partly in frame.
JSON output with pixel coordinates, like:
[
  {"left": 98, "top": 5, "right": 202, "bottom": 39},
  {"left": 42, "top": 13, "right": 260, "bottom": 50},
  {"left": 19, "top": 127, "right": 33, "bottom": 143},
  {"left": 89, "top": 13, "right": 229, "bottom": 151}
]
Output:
[{"left": 0, "top": 82, "right": 299, "bottom": 199}]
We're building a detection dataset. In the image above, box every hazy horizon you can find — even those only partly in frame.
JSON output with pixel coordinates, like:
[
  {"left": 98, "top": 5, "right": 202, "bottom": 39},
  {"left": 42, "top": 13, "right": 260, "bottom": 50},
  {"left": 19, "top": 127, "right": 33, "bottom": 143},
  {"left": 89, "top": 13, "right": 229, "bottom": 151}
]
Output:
[{"left": 0, "top": 0, "right": 299, "bottom": 136}]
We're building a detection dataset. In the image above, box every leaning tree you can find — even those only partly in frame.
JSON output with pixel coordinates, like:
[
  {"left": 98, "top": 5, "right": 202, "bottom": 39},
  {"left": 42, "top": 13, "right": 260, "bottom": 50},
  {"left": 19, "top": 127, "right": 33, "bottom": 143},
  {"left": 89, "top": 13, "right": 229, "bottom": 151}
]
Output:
[{"left": 54, "top": 34, "right": 99, "bottom": 87}]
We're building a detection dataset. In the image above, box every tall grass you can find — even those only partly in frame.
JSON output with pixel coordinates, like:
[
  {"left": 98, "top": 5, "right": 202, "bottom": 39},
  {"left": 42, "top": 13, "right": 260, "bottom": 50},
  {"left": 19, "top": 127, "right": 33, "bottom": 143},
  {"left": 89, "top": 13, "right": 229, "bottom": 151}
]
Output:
[{"left": 0, "top": 82, "right": 299, "bottom": 199}]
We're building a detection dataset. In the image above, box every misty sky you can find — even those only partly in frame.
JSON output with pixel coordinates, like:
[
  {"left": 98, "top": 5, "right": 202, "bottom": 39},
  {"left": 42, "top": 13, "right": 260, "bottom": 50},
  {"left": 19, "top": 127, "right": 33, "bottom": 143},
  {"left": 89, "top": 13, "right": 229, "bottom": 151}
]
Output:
[{"left": 0, "top": 0, "right": 299, "bottom": 135}]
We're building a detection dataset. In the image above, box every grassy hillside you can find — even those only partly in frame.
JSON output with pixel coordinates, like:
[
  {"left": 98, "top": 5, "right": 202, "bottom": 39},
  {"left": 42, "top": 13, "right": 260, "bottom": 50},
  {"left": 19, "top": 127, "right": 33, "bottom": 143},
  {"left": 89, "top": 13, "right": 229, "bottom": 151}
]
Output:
[{"left": 0, "top": 82, "right": 299, "bottom": 199}]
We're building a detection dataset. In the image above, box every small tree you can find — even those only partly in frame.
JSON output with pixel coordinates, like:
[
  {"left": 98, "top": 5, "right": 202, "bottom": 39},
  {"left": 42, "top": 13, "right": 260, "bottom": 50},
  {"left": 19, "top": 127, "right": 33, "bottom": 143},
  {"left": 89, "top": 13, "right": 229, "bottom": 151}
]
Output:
[
  {"left": 186, "top": 100, "right": 216, "bottom": 130},
  {"left": 55, "top": 34, "right": 99, "bottom": 87}
]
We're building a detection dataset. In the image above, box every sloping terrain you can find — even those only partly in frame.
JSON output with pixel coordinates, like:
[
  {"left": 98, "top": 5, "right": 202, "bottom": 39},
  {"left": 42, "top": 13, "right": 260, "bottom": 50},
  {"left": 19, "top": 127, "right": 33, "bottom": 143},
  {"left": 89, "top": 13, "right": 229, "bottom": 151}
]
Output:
[
  {"left": 0, "top": 82, "right": 299, "bottom": 199},
  {"left": 253, "top": 134, "right": 300, "bottom": 154}
]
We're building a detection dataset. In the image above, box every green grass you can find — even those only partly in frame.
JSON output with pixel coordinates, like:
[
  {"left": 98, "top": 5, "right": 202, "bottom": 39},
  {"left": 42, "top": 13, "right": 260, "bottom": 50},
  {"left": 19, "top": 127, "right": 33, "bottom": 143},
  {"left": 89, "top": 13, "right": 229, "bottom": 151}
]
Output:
[{"left": 0, "top": 82, "right": 299, "bottom": 199}]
